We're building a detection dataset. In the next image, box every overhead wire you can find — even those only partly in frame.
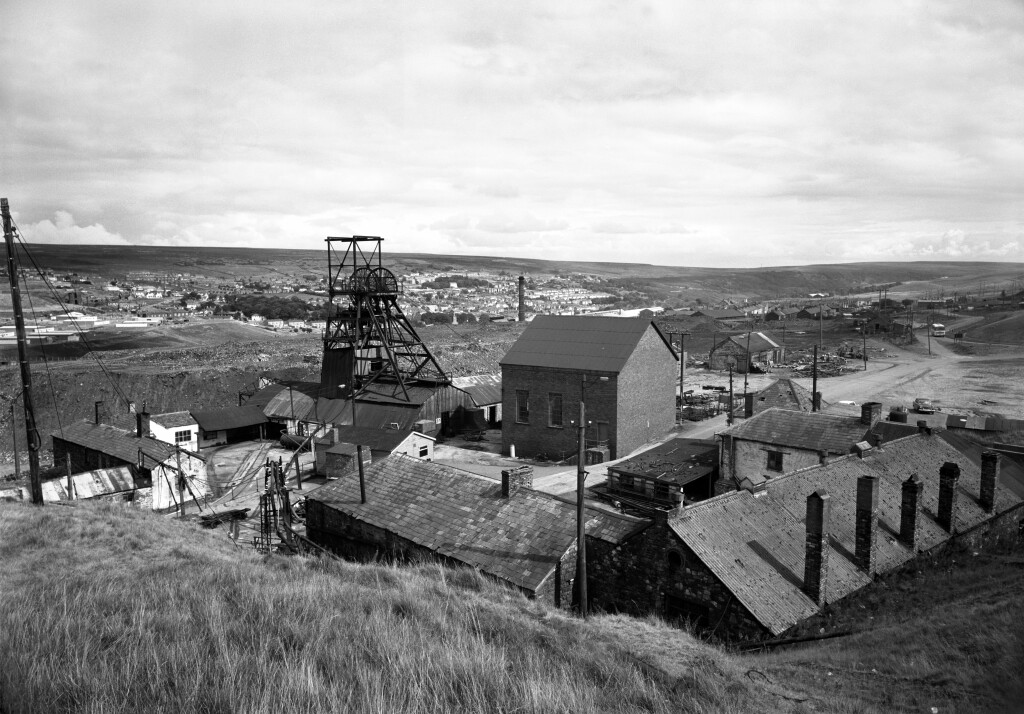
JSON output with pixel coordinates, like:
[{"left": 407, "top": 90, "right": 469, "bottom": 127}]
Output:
[{"left": 11, "top": 224, "right": 136, "bottom": 417}]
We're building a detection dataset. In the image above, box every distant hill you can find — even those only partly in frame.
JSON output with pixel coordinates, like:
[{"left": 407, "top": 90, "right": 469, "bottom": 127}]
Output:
[{"left": 8, "top": 243, "right": 1024, "bottom": 302}]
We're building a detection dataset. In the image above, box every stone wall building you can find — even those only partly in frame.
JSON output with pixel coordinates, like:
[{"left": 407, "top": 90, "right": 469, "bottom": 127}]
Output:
[
  {"left": 306, "top": 455, "right": 648, "bottom": 608},
  {"left": 587, "top": 431, "right": 1024, "bottom": 641},
  {"left": 718, "top": 403, "right": 882, "bottom": 492},
  {"left": 500, "top": 315, "right": 677, "bottom": 461}
]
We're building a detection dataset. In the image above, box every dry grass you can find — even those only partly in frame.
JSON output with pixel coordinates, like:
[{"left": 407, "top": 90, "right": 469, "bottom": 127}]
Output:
[
  {"left": 3, "top": 500, "right": 1021, "bottom": 713},
  {"left": 0, "top": 501, "right": 768, "bottom": 714}
]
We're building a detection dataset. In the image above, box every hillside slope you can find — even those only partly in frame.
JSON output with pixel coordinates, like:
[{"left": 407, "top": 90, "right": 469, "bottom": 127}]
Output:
[
  {"left": 2, "top": 501, "right": 1022, "bottom": 713},
  {"left": 0, "top": 501, "right": 779, "bottom": 713}
]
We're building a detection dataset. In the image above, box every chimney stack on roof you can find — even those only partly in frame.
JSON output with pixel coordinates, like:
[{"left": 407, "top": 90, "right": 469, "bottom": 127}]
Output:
[
  {"left": 980, "top": 451, "right": 1000, "bottom": 514},
  {"left": 94, "top": 400, "right": 103, "bottom": 425},
  {"left": 899, "top": 473, "right": 923, "bottom": 549},
  {"left": 916, "top": 420, "right": 931, "bottom": 436},
  {"left": 501, "top": 465, "right": 533, "bottom": 498},
  {"left": 860, "top": 402, "right": 882, "bottom": 426},
  {"left": 803, "top": 489, "right": 831, "bottom": 605},
  {"left": 937, "top": 462, "right": 961, "bottom": 532},
  {"left": 743, "top": 392, "right": 754, "bottom": 418},
  {"left": 855, "top": 475, "right": 879, "bottom": 574},
  {"left": 136, "top": 410, "right": 151, "bottom": 439}
]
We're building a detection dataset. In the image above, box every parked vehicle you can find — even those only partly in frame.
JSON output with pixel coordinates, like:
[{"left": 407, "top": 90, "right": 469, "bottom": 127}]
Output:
[{"left": 913, "top": 398, "right": 937, "bottom": 414}]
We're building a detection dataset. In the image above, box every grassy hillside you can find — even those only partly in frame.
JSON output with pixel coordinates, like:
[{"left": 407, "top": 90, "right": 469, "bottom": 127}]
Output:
[
  {"left": 0, "top": 501, "right": 762, "bottom": 714},
  {"left": 2, "top": 500, "right": 1022, "bottom": 713}
]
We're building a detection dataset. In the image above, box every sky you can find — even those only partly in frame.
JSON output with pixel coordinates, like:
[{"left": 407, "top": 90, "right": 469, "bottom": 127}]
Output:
[{"left": 2, "top": 1, "right": 1023, "bottom": 269}]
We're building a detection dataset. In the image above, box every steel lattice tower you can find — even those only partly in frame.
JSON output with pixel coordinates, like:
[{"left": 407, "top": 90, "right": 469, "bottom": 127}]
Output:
[{"left": 321, "top": 236, "right": 449, "bottom": 402}]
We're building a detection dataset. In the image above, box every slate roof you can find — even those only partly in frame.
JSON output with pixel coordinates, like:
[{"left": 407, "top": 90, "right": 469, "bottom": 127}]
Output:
[
  {"left": 191, "top": 405, "right": 268, "bottom": 432},
  {"left": 721, "top": 407, "right": 870, "bottom": 455},
  {"left": 751, "top": 379, "right": 825, "bottom": 414},
  {"left": 40, "top": 466, "right": 136, "bottom": 501},
  {"left": 452, "top": 374, "right": 503, "bottom": 407},
  {"left": 53, "top": 420, "right": 191, "bottom": 465},
  {"left": 691, "top": 309, "right": 747, "bottom": 320},
  {"left": 610, "top": 438, "right": 718, "bottom": 486},
  {"left": 499, "top": 315, "right": 675, "bottom": 373},
  {"left": 311, "top": 455, "right": 649, "bottom": 594},
  {"left": 671, "top": 433, "right": 1022, "bottom": 635},
  {"left": 149, "top": 411, "right": 197, "bottom": 429}
]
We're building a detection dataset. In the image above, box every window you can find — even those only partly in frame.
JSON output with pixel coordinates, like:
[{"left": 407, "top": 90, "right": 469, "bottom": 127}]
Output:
[
  {"left": 419, "top": 445, "right": 429, "bottom": 458},
  {"left": 548, "top": 393, "right": 563, "bottom": 427},
  {"left": 767, "top": 450, "right": 784, "bottom": 472},
  {"left": 516, "top": 390, "right": 530, "bottom": 423},
  {"left": 174, "top": 430, "right": 192, "bottom": 444},
  {"left": 666, "top": 550, "right": 682, "bottom": 572},
  {"left": 203, "top": 431, "right": 217, "bottom": 440},
  {"left": 653, "top": 482, "right": 670, "bottom": 501},
  {"left": 618, "top": 473, "right": 635, "bottom": 490}
]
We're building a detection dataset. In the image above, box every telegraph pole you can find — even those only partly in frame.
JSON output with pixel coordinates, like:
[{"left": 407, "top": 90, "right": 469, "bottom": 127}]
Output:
[
  {"left": 575, "top": 396, "right": 588, "bottom": 617},
  {"left": 2, "top": 198, "right": 43, "bottom": 504}
]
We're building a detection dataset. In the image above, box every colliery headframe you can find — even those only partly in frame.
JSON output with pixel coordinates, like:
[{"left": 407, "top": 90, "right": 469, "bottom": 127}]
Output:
[{"left": 321, "top": 236, "right": 450, "bottom": 404}]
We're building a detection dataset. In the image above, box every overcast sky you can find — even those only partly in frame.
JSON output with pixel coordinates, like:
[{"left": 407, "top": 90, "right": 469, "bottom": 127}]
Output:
[{"left": 2, "top": 1, "right": 1022, "bottom": 268}]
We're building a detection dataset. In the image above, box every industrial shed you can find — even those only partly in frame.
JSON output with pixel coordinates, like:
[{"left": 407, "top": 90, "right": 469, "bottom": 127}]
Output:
[
  {"left": 306, "top": 455, "right": 647, "bottom": 608},
  {"left": 588, "top": 432, "right": 1024, "bottom": 641},
  {"left": 191, "top": 405, "right": 271, "bottom": 448},
  {"left": 499, "top": 315, "right": 677, "bottom": 461},
  {"left": 709, "top": 332, "right": 784, "bottom": 373}
]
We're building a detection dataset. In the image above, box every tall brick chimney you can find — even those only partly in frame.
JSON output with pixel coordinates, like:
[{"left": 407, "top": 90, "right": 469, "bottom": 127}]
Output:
[
  {"left": 980, "top": 451, "right": 1000, "bottom": 514},
  {"left": 937, "top": 462, "right": 961, "bottom": 532},
  {"left": 743, "top": 393, "right": 754, "bottom": 418},
  {"left": 860, "top": 402, "right": 882, "bottom": 426},
  {"left": 94, "top": 400, "right": 103, "bottom": 425},
  {"left": 518, "top": 275, "right": 525, "bottom": 323},
  {"left": 855, "top": 475, "right": 879, "bottom": 574},
  {"left": 803, "top": 489, "right": 831, "bottom": 605},
  {"left": 899, "top": 473, "right": 922, "bottom": 549},
  {"left": 501, "top": 465, "right": 533, "bottom": 497},
  {"left": 136, "top": 410, "right": 151, "bottom": 439}
]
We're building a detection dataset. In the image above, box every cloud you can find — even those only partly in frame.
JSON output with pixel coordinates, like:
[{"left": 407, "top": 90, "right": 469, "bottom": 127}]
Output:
[
  {"left": 1, "top": 1, "right": 1022, "bottom": 268},
  {"left": 20, "top": 211, "right": 129, "bottom": 246}
]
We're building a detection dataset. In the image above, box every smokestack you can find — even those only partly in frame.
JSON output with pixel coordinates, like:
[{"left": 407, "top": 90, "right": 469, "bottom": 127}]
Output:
[
  {"left": 980, "top": 451, "right": 999, "bottom": 514},
  {"left": 501, "top": 465, "right": 533, "bottom": 497},
  {"left": 94, "top": 400, "right": 103, "bottom": 425},
  {"left": 518, "top": 275, "right": 525, "bottom": 323},
  {"left": 900, "top": 473, "right": 922, "bottom": 549},
  {"left": 803, "top": 489, "right": 831, "bottom": 605},
  {"left": 743, "top": 392, "right": 754, "bottom": 418},
  {"left": 937, "top": 462, "right": 961, "bottom": 532},
  {"left": 860, "top": 402, "right": 882, "bottom": 426},
  {"left": 136, "top": 410, "right": 151, "bottom": 439},
  {"left": 855, "top": 476, "right": 879, "bottom": 574}
]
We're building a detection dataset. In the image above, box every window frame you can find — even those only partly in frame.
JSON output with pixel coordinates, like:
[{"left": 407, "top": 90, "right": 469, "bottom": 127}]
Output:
[
  {"left": 516, "top": 390, "right": 530, "bottom": 424},
  {"left": 173, "top": 429, "right": 192, "bottom": 445},
  {"left": 547, "top": 392, "right": 564, "bottom": 428},
  {"left": 766, "top": 450, "right": 784, "bottom": 472}
]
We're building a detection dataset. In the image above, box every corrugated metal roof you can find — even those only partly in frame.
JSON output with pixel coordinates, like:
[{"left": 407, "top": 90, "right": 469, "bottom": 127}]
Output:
[
  {"left": 726, "top": 332, "right": 781, "bottom": 353},
  {"left": 311, "top": 455, "right": 648, "bottom": 593},
  {"left": 329, "top": 426, "right": 415, "bottom": 453},
  {"left": 53, "top": 420, "right": 183, "bottom": 465},
  {"left": 191, "top": 405, "right": 268, "bottom": 432},
  {"left": 149, "top": 411, "right": 197, "bottom": 429},
  {"left": 671, "top": 433, "right": 1022, "bottom": 635},
  {"left": 40, "top": 466, "right": 136, "bottom": 501},
  {"left": 244, "top": 383, "right": 288, "bottom": 410},
  {"left": 262, "top": 389, "right": 316, "bottom": 421},
  {"left": 451, "top": 374, "right": 503, "bottom": 407},
  {"left": 722, "top": 407, "right": 869, "bottom": 455},
  {"left": 499, "top": 315, "right": 674, "bottom": 373}
]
